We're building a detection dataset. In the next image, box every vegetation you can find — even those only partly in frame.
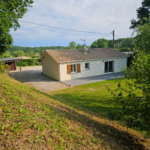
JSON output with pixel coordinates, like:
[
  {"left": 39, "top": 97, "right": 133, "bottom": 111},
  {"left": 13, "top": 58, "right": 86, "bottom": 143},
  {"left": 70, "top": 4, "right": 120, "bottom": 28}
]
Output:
[
  {"left": 130, "top": 0, "right": 150, "bottom": 29},
  {"left": 107, "top": 20, "right": 150, "bottom": 137},
  {"left": 91, "top": 38, "right": 135, "bottom": 51},
  {"left": 50, "top": 78, "right": 127, "bottom": 118},
  {"left": 0, "top": 74, "right": 150, "bottom": 149},
  {"left": 134, "top": 18, "right": 150, "bottom": 53},
  {"left": 0, "top": 0, "right": 34, "bottom": 55},
  {"left": 69, "top": 41, "right": 76, "bottom": 49},
  {"left": 16, "top": 59, "right": 41, "bottom": 67},
  {"left": 0, "top": 62, "right": 10, "bottom": 74},
  {"left": 3, "top": 37, "right": 135, "bottom": 58}
]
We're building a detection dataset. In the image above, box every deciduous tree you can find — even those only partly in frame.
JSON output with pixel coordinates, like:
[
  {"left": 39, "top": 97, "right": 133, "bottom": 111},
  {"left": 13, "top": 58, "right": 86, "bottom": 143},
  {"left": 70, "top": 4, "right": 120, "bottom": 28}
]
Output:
[
  {"left": 76, "top": 44, "right": 82, "bottom": 49},
  {"left": 91, "top": 38, "right": 108, "bottom": 48},
  {"left": 0, "top": 0, "right": 34, "bottom": 54},
  {"left": 69, "top": 41, "right": 76, "bottom": 49},
  {"left": 130, "top": 0, "right": 150, "bottom": 29}
]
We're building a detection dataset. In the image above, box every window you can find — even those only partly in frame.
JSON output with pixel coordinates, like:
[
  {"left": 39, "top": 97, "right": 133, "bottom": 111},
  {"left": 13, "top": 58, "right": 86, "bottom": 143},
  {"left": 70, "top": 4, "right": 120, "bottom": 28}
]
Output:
[
  {"left": 85, "top": 63, "right": 90, "bottom": 70},
  {"left": 71, "top": 64, "right": 77, "bottom": 73}
]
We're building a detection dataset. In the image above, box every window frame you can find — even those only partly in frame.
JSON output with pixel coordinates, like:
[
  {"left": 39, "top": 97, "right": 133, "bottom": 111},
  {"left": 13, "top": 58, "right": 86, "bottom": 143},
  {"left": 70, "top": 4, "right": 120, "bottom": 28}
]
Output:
[{"left": 85, "top": 63, "right": 90, "bottom": 70}]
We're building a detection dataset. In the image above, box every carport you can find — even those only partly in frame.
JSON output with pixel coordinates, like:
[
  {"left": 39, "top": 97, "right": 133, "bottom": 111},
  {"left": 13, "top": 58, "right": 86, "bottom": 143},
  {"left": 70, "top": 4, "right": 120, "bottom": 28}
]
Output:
[{"left": 0, "top": 58, "right": 23, "bottom": 71}]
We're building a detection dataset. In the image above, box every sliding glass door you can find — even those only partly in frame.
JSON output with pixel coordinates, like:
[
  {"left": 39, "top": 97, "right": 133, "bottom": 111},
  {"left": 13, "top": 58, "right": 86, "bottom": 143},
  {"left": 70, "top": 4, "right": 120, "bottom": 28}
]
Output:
[{"left": 105, "top": 61, "right": 113, "bottom": 73}]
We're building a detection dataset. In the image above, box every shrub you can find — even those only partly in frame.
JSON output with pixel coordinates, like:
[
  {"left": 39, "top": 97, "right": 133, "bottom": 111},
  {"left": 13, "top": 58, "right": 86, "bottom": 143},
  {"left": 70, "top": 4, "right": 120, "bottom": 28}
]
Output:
[
  {"left": 36, "top": 60, "right": 41, "bottom": 65},
  {"left": 0, "top": 62, "right": 5, "bottom": 73},
  {"left": 0, "top": 62, "right": 10, "bottom": 74},
  {"left": 22, "top": 62, "right": 27, "bottom": 67}
]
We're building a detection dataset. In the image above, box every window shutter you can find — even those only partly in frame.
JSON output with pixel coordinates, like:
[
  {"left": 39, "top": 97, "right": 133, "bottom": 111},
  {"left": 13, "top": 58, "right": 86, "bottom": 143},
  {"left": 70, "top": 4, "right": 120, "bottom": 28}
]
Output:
[
  {"left": 77, "top": 64, "right": 81, "bottom": 73},
  {"left": 67, "top": 65, "right": 71, "bottom": 74}
]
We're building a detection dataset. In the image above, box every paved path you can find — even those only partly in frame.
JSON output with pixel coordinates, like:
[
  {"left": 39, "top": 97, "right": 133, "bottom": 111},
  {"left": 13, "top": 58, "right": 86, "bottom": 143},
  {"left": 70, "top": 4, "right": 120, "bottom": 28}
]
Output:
[
  {"left": 10, "top": 67, "right": 68, "bottom": 92},
  {"left": 62, "top": 72, "right": 124, "bottom": 87}
]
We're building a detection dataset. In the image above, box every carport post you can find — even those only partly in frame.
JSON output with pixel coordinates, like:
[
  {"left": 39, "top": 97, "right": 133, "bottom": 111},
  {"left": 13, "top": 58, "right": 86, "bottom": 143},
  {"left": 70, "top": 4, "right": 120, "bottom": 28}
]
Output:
[{"left": 19, "top": 60, "right": 21, "bottom": 71}]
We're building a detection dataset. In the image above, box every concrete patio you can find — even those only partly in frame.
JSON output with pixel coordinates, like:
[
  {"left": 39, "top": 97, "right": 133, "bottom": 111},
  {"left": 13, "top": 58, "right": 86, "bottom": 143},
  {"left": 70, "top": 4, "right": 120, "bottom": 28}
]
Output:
[{"left": 62, "top": 72, "right": 124, "bottom": 87}]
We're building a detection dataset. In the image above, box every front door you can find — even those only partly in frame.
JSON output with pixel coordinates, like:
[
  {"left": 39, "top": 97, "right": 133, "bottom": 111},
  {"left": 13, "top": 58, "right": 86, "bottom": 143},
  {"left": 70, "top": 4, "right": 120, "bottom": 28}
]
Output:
[{"left": 105, "top": 61, "right": 113, "bottom": 73}]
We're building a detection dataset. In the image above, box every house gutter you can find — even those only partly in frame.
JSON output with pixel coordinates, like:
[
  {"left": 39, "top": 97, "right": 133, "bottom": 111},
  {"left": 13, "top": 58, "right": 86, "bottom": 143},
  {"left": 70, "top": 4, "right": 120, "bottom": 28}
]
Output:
[{"left": 58, "top": 56, "right": 130, "bottom": 64}]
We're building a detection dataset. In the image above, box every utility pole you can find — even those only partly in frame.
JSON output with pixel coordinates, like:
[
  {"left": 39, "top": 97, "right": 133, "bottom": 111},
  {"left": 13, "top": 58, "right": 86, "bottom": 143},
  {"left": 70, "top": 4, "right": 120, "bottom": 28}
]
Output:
[{"left": 113, "top": 30, "right": 115, "bottom": 49}]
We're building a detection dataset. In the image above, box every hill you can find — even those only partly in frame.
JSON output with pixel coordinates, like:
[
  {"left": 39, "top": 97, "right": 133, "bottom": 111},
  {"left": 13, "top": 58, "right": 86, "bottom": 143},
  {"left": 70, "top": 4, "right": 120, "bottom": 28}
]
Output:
[{"left": 0, "top": 73, "right": 149, "bottom": 149}]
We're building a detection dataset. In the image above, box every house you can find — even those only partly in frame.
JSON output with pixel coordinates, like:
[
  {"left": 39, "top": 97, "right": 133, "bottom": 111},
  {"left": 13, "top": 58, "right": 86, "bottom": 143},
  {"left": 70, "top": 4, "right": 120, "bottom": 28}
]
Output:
[
  {"left": 17, "top": 56, "right": 32, "bottom": 59},
  {"left": 0, "top": 58, "right": 22, "bottom": 71},
  {"left": 40, "top": 46, "right": 129, "bottom": 81},
  {"left": 35, "top": 53, "right": 40, "bottom": 57}
]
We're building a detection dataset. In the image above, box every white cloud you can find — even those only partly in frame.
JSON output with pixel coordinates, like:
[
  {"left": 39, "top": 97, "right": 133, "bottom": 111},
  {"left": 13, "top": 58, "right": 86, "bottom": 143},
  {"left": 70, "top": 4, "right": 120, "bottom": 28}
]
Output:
[{"left": 11, "top": 0, "right": 143, "bottom": 46}]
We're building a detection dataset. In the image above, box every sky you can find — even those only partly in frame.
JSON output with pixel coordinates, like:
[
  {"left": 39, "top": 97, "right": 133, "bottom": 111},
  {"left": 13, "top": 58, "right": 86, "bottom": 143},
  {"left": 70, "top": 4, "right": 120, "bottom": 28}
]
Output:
[{"left": 10, "top": 0, "right": 142, "bottom": 47}]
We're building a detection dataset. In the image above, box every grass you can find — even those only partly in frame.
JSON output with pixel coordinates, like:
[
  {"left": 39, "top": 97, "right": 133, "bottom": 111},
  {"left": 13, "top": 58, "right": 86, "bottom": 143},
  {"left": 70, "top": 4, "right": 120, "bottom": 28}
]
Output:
[
  {"left": 50, "top": 78, "right": 131, "bottom": 118},
  {"left": 0, "top": 73, "right": 149, "bottom": 149}
]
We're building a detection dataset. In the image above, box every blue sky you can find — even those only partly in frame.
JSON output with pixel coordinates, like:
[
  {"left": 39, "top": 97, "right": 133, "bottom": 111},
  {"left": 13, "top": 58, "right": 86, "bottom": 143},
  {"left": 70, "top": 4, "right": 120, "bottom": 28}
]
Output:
[{"left": 10, "top": 0, "right": 142, "bottom": 47}]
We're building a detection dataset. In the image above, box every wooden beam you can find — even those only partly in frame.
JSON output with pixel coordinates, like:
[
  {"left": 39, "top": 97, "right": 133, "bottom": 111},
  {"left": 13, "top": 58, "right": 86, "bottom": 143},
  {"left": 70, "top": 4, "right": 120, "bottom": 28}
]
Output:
[{"left": 19, "top": 60, "right": 21, "bottom": 71}]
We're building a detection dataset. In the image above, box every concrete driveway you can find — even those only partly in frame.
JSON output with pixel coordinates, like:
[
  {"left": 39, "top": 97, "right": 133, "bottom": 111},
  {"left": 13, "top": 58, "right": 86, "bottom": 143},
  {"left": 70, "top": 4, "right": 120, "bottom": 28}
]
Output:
[
  {"left": 62, "top": 72, "right": 124, "bottom": 87},
  {"left": 10, "top": 66, "right": 68, "bottom": 92}
]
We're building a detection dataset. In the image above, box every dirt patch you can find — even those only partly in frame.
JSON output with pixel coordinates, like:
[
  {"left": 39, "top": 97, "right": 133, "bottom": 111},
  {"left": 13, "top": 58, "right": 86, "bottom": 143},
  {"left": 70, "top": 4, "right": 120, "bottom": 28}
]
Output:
[{"left": 11, "top": 66, "right": 68, "bottom": 92}]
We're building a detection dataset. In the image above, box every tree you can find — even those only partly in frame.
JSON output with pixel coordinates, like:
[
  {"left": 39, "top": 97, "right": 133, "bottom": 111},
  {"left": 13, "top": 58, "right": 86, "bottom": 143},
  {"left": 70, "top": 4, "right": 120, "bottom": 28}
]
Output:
[
  {"left": 76, "top": 44, "right": 82, "bottom": 49},
  {"left": 108, "top": 21, "right": 150, "bottom": 137},
  {"left": 108, "top": 40, "right": 113, "bottom": 48},
  {"left": 39, "top": 47, "right": 44, "bottom": 56},
  {"left": 91, "top": 38, "right": 108, "bottom": 48},
  {"left": 12, "top": 50, "right": 25, "bottom": 57},
  {"left": 0, "top": 0, "right": 34, "bottom": 55},
  {"left": 130, "top": 0, "right": 150, "bottom": 29},
  {"left": 69, "top": 41, "right": 76, "bottom": 49},
  {"left": 134, "top": 19, "right": 150, "bottom": 53}
]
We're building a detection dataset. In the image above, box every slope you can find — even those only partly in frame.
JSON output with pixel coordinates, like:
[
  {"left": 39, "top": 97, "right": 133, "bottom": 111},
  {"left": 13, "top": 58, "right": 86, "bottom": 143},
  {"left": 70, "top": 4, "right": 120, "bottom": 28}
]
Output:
[{"left": 0, "top": 73, "right": 149, "bottom": 150}]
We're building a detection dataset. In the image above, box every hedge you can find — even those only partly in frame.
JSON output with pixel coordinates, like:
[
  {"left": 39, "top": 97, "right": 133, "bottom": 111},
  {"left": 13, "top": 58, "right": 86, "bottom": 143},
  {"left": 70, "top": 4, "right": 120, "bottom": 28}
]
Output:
[{"left": 16, "top": 59, "right": 41, "bottom": 66}]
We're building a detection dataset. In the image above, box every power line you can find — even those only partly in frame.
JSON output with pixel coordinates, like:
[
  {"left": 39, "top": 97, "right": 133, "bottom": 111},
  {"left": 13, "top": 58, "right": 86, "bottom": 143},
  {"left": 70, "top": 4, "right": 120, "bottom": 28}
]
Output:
[
  {"left": 115, "top": 35, "right": 121, "bottom": 39},
  {"left": 18, "top": 20, "right": 110, "bottom": 35},
  {"left": 0, "top": 15, "right": 113, "bottom": 35},
  {"left": 101, "top": 31, "right": 113, "bottom": 38}
]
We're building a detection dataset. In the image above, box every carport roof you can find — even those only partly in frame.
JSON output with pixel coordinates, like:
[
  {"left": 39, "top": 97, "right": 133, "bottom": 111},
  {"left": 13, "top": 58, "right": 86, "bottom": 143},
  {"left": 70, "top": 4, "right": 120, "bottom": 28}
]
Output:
[
  {"left": 0, "top": 58, "right": 23, "bottom": 62},
  {"left": 42, "top": 48, "right": 129, "bottom": 63}
]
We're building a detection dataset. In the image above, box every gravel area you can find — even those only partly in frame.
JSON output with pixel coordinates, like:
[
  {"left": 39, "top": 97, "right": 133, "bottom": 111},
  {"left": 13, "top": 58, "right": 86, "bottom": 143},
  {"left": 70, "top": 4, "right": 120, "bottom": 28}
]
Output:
[{"left": 11, "top": 66, "right": 68, "bottom": 92}]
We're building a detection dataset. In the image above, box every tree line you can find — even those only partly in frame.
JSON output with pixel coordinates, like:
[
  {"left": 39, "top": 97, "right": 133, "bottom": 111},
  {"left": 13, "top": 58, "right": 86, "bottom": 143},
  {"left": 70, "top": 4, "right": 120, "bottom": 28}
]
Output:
[
  {"left": 91, "top": 38, "right": 134, "bottom": 51},
  {"left": 0, "top": 37, "right": 134, "bottom": 58}
]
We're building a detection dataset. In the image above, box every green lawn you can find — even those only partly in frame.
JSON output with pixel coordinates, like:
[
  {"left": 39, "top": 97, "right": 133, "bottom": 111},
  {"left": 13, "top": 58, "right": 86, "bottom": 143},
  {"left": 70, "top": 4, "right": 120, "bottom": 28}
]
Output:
[{"left": 50, "top": 78, "right": 131, "bottom": 118}]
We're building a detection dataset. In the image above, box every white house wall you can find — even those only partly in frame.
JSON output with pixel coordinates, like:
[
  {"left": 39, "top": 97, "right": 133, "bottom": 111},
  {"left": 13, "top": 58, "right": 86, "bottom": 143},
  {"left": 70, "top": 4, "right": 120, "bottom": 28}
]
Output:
[
  {"left": 42, "top": 53, "right": 60, "bottom": 81},
  {"left": 114, "top": 58, "right": 127, "bottom": 73},
  {"left": 59, "top": 58, "right": 127, "bottom": 81}
]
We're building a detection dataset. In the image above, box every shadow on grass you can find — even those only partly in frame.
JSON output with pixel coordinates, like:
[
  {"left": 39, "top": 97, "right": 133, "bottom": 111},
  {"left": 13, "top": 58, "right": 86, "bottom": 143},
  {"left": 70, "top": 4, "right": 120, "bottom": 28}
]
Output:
[
  {"left": 49, "top": 93, "right": 121, "bottom": 119},
  {"left": 32, "top": 88, "right": 146, "bottom": 150}
]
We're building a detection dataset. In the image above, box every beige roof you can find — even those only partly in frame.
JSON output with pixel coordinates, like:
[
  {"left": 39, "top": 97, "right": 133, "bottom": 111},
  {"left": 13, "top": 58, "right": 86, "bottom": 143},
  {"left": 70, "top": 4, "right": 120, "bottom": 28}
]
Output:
[
  {"left": 35, "top": 53, "right": 40, "bottom": 56},
  {"left": 44, "top": 48, "right": 129, "bottom": 63},
  {"left": 17, "top": 56, "right": 32, "bottom": 59}
]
